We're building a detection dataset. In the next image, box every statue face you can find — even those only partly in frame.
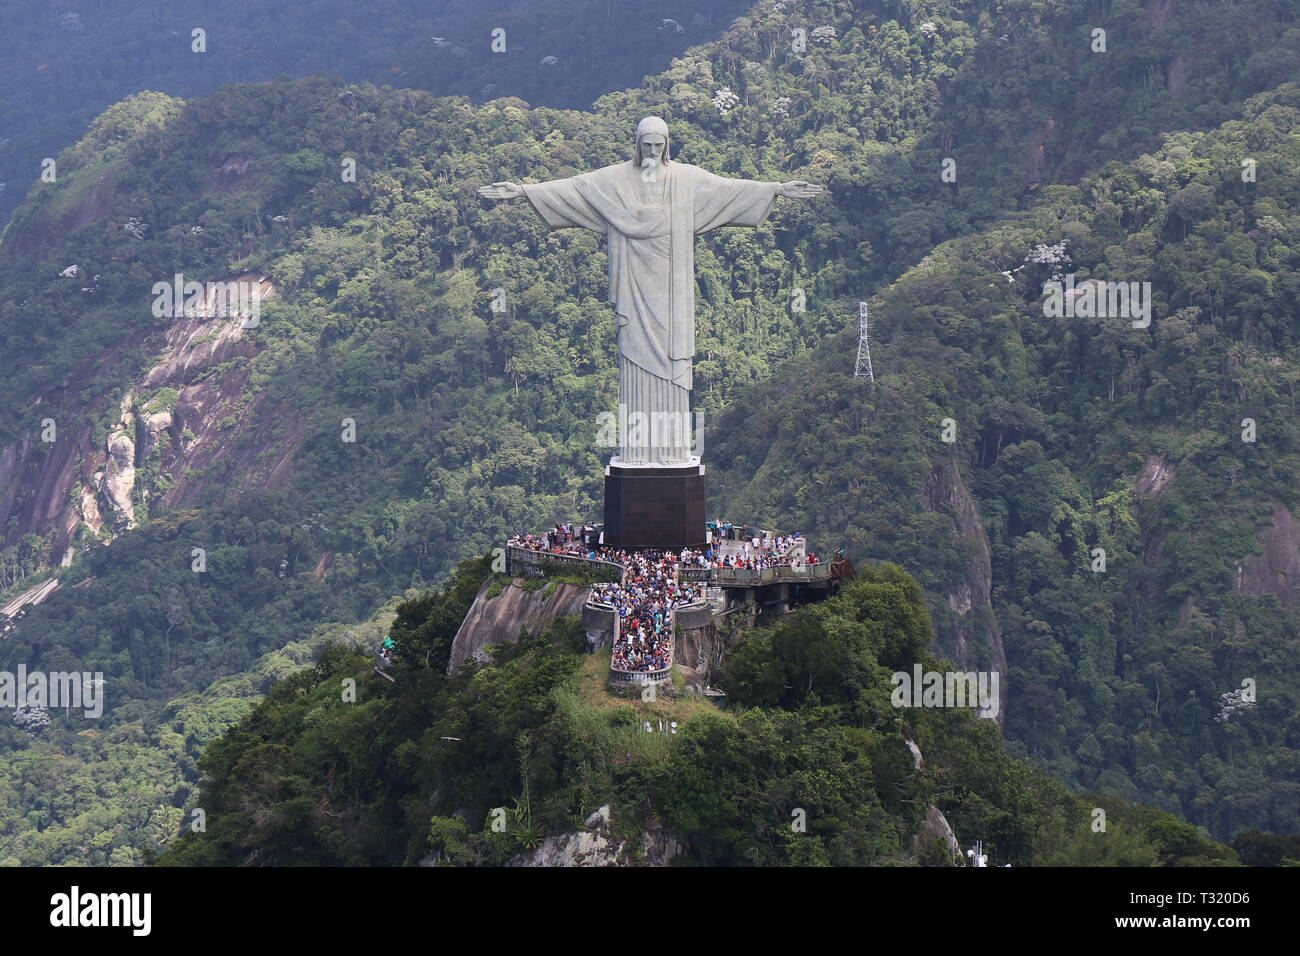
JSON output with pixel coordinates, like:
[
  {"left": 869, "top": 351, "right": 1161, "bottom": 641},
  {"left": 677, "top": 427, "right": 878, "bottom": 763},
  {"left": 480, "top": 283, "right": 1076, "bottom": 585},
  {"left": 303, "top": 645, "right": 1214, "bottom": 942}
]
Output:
[
  {"left": 637, "top": 134, "right": 665, "bottom": 160},
  {"left": 637, "top": 133, "right": 667, "bottom": 165}
]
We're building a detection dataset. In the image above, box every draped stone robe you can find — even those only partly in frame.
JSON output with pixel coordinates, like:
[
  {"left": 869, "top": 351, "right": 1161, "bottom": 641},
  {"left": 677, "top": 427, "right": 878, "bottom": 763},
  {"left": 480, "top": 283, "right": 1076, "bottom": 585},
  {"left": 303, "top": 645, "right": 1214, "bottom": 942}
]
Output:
[{"left": 523, "top": 160, "right": 781, "bottom": 464}]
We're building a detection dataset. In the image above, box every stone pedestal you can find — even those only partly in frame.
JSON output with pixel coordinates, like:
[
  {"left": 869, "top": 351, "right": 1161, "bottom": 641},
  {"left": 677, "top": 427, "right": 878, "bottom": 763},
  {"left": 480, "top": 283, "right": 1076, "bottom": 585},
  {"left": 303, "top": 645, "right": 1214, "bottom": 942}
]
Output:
[{"left": 603, "top": 462, "right": 706, "bottom": 550}]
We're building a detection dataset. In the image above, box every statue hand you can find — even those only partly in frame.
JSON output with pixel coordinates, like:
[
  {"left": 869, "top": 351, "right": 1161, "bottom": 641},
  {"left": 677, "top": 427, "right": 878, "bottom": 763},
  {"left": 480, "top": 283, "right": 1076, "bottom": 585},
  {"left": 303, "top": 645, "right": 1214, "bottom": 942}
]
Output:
[
  {"left": 479, "top": 181, "right": 524, "bottom": 200},
  {"left": 779, "top": 180, "right": 824, "bottom": 199}
]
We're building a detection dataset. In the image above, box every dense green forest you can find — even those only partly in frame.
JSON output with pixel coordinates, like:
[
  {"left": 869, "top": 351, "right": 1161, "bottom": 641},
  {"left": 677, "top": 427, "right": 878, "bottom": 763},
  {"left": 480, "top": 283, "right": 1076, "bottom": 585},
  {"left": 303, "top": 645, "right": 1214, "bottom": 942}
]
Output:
[
  {"left": 0, "top": 0, "right": 754, "bottom": 226},
  {"left": 158, "top": 557, "right": 1240, "bottom": 866},
  {"left": 710, "top": 79, "right": 1300, "bottom": 840},
  {"left": 1, "top": 0, "right": 1299, "bottom": 863}
]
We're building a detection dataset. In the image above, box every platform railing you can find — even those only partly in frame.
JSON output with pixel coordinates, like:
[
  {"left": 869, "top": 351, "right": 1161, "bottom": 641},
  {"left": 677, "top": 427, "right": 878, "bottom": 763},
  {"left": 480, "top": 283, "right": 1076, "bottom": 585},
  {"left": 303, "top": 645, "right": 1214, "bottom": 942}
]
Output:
[
  {"left": 510, "top": 544, "right": 830, "bottom": 587},
  {"left": 608, "top": 666, "right": 673, "bottom": 685},
  {"left": 714, "top": 563, "right": 832, "bottom": 585},
  {"left": 507, "top": 544, "right": 624, "bottom": 578}
]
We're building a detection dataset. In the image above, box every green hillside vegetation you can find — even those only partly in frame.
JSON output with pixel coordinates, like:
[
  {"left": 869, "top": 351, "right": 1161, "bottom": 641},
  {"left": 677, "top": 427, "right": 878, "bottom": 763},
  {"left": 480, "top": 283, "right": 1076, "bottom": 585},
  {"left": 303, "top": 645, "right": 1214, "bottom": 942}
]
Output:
[
  {"left": 710, "top": 80, "right": 1300, "bottom": 838},
  {"left": 0, "top": 0, "right": 756, "bottom": 226},
  {"left": 1, "top": 0, "right": 1298, "bottom": 863},
  {"left": 160, "top": 557, "right": 1239, "bottom": 866},
  {"left": 0, "top": 571, "right": 398, "bottom": 867}
]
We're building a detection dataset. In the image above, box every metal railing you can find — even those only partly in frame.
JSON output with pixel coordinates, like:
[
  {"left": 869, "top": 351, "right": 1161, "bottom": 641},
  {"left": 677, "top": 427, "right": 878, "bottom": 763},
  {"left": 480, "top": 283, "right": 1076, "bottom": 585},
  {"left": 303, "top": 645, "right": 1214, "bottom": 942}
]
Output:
[
  {"left": 608, "top": 666, "right": 673, "bottom": 685},
  {"left": 677, "top": 562, "right": 831, "bottom": 585},
  {"left": 507, "top": 545, "right": 624, "bottom": 578},
  {"left": 714, "top": 563, "right": 832, "bottom": 584}
]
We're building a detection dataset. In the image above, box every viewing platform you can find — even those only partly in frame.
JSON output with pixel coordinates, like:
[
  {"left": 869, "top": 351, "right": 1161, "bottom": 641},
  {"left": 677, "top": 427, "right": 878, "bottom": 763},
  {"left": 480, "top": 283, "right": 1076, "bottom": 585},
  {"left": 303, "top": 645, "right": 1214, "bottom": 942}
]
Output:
[
  {"left": 505, "top": 531, "right": 852, "bottom": 691},
  {"left": 506, "top": 545, "right": 623, "bottom": 580},
  {"left": 506, "top": 544, "right": 832, "bottom": 588}
]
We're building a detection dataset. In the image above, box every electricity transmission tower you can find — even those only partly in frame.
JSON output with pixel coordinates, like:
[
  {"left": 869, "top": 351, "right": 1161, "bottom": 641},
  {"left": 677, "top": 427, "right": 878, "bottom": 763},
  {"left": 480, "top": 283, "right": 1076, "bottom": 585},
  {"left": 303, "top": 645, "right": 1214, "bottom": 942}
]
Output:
[{"left": 854, "top": 301, "right": 875, "bottom": 383}]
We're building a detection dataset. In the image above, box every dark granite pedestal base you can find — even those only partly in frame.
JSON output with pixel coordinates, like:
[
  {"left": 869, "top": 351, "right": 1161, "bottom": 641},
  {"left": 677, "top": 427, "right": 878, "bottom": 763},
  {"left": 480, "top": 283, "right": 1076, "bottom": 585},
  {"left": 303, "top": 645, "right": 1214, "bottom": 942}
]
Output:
[{"left": 603, "top": 463, "right": 706, "bottom": 550}]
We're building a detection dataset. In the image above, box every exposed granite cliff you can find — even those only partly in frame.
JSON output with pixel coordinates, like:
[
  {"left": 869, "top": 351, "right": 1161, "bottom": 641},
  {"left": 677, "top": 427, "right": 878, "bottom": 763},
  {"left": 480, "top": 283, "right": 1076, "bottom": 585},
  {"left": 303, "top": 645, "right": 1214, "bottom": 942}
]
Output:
[
  {"left": 504, "top": 805, "right": 684, "bottom": 867},
  {"left": 924, "top": 459, "right": 1008, "bottom": 728},
  {"left": 1237, "top": 502, "right": 1300, "bottom": 612},
  {"left": 0, "top": 274, "right": 303, "bottom": 565},
  {"left": 448, "top": 578, "right": 590, "bottom": 673}
]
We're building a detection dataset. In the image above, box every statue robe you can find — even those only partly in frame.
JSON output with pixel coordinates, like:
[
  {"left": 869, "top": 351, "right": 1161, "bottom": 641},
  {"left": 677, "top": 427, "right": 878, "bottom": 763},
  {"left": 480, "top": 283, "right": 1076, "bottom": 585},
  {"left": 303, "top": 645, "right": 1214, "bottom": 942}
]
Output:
[{"left": 523, "top": 161, "right": 780, "bottom": 464}]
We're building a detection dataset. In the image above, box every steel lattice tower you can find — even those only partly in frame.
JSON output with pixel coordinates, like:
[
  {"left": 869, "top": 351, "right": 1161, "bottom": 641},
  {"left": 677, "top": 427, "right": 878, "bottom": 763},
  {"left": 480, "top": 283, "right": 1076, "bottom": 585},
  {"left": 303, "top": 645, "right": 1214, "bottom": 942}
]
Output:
[{"left": 854, "top": 301, "right": 875, "bottom": 383}]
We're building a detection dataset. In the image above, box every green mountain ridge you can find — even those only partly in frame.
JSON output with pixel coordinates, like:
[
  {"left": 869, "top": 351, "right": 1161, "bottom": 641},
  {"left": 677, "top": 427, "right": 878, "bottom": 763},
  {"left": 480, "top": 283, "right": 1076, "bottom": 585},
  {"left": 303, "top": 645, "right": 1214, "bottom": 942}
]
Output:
[
  {"left": 0, "top": 0, "right": 1297, "bottom": 863},
  {"left": 0, "top": 0, "right": 757, "bottom": 227}
]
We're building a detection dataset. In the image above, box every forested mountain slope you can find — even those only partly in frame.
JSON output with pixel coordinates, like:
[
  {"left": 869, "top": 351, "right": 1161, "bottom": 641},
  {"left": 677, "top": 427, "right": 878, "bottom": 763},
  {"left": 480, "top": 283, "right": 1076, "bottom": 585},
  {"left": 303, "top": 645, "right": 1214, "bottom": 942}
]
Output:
[
  {"left": 710, "top": 81, "right": 1300, "bottom": 837},
  {"left": 1, "top": 0, "right": 1297, "bottom": 862},
  {"left": 0, "top": 0, "right": 754, "bottom": 226},
  {"left": 157, "top": 556, "right": 1241, "bottom": 866}
]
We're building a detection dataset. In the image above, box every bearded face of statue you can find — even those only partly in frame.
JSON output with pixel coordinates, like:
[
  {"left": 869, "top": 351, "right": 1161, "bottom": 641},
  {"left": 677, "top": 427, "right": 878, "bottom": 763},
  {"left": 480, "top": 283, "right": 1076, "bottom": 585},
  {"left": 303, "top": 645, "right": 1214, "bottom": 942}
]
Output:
[
  {"left": 635, "top": 131, "right": 669, "bottom": 168},
  {"left": 636, "top": 133, "right": 667, "bottom": 183},
  {"left": 637, "top": 133, "right": 667, "bottom": 165}
]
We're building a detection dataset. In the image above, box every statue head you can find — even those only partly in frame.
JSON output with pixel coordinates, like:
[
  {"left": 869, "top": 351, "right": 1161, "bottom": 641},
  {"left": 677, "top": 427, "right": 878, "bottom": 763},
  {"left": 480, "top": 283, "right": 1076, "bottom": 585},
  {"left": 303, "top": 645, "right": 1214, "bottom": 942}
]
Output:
[{"left": 634, "top": 116, "right": 671, "bottom": 168}]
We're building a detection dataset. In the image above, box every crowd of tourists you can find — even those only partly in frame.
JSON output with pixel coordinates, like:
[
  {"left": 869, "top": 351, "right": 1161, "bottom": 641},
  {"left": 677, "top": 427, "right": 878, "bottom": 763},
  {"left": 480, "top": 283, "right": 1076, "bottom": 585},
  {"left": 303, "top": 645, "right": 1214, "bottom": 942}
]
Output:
[
  {"left": 592, "top": 550, "right": 701, "bottom": 673},
  {"left": 683, "top": 523, "right": 818, "bottom": 572},
  {"left": 508, "top": 521, "right": 816, "bottom": 569},
  {"left": 505, "top": 519, "right": 819, "bottom": 674},
  {"left": 508, "top": 522, "right": 601, "bottom": 556},
  {"left": 707, "top": 519, "right": 795, "bottom": 543}
]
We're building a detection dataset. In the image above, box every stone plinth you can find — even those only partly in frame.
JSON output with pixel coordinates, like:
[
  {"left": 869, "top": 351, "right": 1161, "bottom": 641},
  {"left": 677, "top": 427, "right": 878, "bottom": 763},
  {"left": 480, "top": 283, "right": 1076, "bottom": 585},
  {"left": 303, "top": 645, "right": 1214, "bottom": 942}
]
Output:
[{"left": 603, "top": 463, "right": 705, "bottom": 550}]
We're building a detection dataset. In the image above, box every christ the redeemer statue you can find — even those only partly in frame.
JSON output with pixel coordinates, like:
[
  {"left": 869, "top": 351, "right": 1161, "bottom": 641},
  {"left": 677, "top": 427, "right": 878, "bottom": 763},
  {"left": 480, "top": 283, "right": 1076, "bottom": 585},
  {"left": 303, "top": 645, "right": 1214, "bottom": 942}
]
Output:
[{"left": 479, "top": 116, "right": 823, "bottom": 466}]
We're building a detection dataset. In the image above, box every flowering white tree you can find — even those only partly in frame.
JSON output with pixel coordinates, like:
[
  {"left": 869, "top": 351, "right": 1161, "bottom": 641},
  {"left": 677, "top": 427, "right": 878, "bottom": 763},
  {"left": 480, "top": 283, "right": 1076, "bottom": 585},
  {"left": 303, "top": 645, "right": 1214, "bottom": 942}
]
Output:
[
  {"left": 13, "top": 705, "right": 50, "bottom": 734},
  {"left": 712, "top": 87, "right": 740, "bottom": 115}
]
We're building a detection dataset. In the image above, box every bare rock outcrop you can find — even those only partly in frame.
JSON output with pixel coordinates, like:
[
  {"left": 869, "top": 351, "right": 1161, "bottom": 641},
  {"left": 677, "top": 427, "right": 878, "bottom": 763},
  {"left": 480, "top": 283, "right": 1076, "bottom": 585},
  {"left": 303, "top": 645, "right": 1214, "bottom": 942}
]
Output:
[
  {"left": 0, "top": 274, "right": 297, "bottom": 566},
  {"left": 901, "top": 726, "right": 924, "bottom": 771},
  {"left": 506, "top": 805, "right": 683, "bottom": 867},
  {"left": 1237, "top": 502, "right": 1300, "bottom": 612},
  {"left": 448, "top": 578, "right": 590, "bottom": 673},
  {"left": 917, "top": 805, "right": 962, "bottom": 862},
  {"left": 674, "top": 615, "right": 730, "bottom": 685},
  {"left": 1136, "top": 454, "right": 1175, "bottom": 498},
  {"left": 101, "top": 427, "right": 137, "bottom": 529},
  {"left": 924, "top": 459, "right": 1008, "bottom": 728}
]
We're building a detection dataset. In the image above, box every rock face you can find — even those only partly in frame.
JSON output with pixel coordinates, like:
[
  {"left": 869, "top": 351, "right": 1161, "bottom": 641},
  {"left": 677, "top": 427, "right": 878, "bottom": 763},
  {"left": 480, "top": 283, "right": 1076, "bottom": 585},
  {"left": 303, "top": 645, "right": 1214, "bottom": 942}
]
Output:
[
  {"left": 901, "top": 727, "right": 924, "bottom": 771},
  {"left": 506, "top": 805, "right": 684, "bottom": 867},
  {"left": 448, "top": 578, "right": 591, "bottom": 673},
  {"left": 0, "top": 274, "right": 299, "bottom": 565},
  {"left": 674, "top": 614, "right": 731, "bottom": 686},
  {"left": 101, "top": 427, "right": 137, "bottom": 529},
  {"left": 1237, "top": 502, "right": 1300, "bottom": 612},
  {"left": 924, "top": 459, "right": 1008, "bottom": 728},
  {"left": 1136, "top": 454, "right": 1175, "bottom": 498},
  {"left": 919, "top": 805, "right": 962, "bottom": 862}
]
